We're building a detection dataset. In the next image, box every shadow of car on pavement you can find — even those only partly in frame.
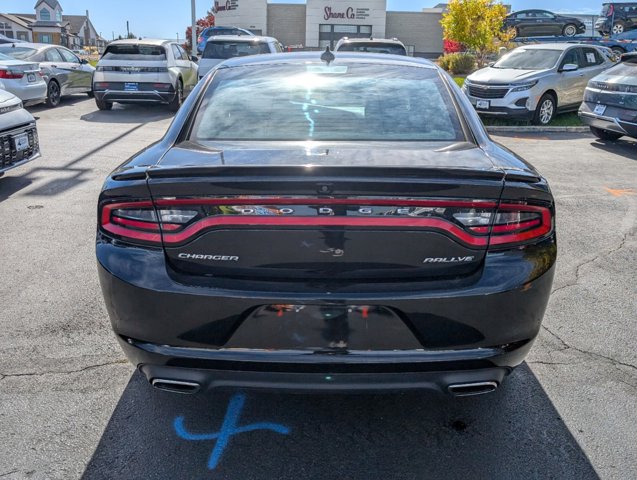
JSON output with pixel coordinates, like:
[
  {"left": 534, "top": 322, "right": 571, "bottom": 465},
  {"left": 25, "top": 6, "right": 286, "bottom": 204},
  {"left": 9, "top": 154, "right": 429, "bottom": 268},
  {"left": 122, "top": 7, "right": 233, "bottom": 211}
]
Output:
[{"left": 82, "top": 364, "right": 599, "bottom": 480}]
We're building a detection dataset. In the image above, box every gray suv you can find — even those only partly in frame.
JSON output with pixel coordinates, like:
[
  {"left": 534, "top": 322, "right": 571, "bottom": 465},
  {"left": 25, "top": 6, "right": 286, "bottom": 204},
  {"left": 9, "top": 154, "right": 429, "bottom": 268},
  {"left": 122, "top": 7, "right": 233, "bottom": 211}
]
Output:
[{"left": 463, "top": 43, "right": 615, "bottom": 124}]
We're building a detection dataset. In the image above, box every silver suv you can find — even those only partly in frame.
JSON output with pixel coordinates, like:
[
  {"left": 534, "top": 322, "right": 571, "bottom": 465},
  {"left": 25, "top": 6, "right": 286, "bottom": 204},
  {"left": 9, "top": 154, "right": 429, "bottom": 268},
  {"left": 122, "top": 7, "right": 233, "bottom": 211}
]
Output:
[
  {"left": 463, "top": 43, "right": 615, "bottom": 125},
  {"left": 93, "top": 39, "right": 198, "bottom": 111}
]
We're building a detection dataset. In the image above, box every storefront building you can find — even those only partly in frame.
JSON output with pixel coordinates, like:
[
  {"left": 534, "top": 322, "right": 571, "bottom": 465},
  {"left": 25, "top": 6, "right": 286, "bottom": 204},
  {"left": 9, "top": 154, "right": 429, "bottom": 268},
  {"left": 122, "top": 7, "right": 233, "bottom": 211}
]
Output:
[{"left": 213, "top": 0, "right": 445, "bottom": 58}]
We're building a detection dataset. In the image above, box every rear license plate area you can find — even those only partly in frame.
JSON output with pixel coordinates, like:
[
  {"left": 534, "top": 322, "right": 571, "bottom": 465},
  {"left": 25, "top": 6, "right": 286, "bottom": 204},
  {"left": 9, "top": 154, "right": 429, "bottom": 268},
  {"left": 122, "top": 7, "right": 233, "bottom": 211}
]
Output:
[
  {"left": 224, "top": 305, "right": 422, "bottom": 351},
  {"left": 27, "top": 73, "right": 36, "bottom": 83},
  {"left": 124, "top": 82, "right": 139, "bottom": 91}
]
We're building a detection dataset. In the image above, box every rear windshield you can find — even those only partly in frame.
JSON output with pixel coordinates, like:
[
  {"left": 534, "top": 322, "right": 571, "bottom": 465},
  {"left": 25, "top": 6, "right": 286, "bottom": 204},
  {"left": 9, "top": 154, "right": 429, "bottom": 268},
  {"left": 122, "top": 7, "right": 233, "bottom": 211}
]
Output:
[
  {"left": 0, "top": 46, "right": 37, "bottom": 60},
  {"left": 102, "top": 44, "right": 167, "bottom": 61},
  {"left": 190, "top": 63, "right": 464, "bottom": 142},
  {"left": 338, "top": 43, "right": 407, "bottom": 55},
  {"left": 203, "top": 41, "right": 270, "bottom": 59},
  {"left": 494, "top": 48, "right": 562, "bottom": 70}
]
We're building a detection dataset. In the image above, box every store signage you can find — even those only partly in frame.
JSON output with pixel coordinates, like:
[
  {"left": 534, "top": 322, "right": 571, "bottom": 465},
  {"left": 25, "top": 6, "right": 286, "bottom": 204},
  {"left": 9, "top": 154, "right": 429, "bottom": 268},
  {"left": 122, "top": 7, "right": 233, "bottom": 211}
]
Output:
[
  {"left": 214, "top": 0, "right": 238, "bottom": 13},
  {"left": 323, "top": 6, "right": 371, "bottom": 21}
]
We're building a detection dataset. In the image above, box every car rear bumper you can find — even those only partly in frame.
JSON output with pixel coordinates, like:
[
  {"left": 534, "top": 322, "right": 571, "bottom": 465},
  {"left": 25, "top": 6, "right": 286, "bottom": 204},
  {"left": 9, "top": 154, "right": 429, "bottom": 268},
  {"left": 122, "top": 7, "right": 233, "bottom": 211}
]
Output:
[
  {"left": 0, "top": 80, "right": 47, "bottom": 105},
  {"left": 97, "top": 235, "right": 556, "bottom": 392},
  {"left": 94, "top": 89, "right": 176, "bottom": 104},
  {"left": 579, "top": 103, "right": 637, "bottom": 138}
]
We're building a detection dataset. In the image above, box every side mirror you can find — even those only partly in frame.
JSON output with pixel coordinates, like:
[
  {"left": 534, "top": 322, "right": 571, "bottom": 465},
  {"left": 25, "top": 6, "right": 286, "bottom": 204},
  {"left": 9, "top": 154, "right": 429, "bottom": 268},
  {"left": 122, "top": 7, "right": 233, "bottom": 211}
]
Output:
[
  {"left": 488, "top": 61, "right": 495, "bottom": 67},
  {"left": 80, "top": 58, "right": 88, "bottom": 64},
  {"left": 191, "top": 55, "right": 199, "bottom": 63},
  {"left": 560, "top": 63, "right": 578, "bottom": 72}
]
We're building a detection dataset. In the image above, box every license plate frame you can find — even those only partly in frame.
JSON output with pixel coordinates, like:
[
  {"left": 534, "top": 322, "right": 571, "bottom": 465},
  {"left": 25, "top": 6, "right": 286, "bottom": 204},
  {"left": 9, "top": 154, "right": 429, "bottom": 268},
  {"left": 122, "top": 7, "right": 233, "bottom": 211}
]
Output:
[
  {"left": 27, "top": 73, "right": 36, "bottom": 83},
  {"left": 13, "top": 132, "right": 30, "bottom": 152},
  {"left": 593, "top": 104, "right": 607, "bottom": 116},
  {"left": 476, "top": 100, "right": 490, "bottom": 110},
  {"left": 124, "top": 82, "right": 139, "bottom": 92}
]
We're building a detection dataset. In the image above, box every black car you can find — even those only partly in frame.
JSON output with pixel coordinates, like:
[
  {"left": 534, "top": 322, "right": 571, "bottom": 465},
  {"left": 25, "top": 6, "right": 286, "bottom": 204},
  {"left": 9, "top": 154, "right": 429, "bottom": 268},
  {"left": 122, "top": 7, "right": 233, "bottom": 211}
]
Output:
[
  {"left": 505, "top": 9, "right": 586, "bottom": 38},
  {"left": 579, "top": 52, "right": 637, "bottom": 140},
  {"left": 596, "top": 2, "right": 637, "bottom": 35},
  {"left": 96, "top": 52, "right": 557, "bottom": 397},
  {"left": 0, "top": 42, "right": 95, "bottom": 108}
]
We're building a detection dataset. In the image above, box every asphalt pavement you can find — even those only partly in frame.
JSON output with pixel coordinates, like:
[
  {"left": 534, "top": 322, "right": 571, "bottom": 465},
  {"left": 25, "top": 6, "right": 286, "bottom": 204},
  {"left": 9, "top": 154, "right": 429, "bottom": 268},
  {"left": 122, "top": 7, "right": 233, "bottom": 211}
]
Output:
[{"left": 0, "top": 96, "right": 635, "bottom": 480}]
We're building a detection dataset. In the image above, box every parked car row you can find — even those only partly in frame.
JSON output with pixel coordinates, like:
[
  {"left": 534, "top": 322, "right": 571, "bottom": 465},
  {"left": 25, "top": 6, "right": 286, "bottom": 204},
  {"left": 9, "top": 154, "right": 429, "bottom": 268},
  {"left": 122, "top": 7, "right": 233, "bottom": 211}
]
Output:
[
  {"left": 0, "top": 42, "right": 95, "bottom": 107},
  {"left": 462, "top": 43, "right": 637, "bottom": 140}
]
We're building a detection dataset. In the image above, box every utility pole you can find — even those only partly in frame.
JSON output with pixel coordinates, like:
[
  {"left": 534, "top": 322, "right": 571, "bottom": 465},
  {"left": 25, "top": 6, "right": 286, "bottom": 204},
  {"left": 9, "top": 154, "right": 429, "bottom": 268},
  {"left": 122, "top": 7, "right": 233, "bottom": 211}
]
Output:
[
  {"left": 126, "top": 20, "right": 130, "bottom": 38},
  {"left": 191, "top": 0, "right": 197, "bottom": 56}
]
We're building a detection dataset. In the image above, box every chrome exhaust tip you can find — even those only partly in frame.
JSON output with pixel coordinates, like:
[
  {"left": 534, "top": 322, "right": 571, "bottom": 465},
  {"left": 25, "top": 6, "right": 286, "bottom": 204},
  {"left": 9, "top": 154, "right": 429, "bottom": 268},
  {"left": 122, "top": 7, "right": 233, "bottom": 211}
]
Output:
[
  {"left": 448, "top": 381, "right": 498, "bottom": 397},
  {"left": 151, "top": 378, "right": 201, "bottom": 394}
]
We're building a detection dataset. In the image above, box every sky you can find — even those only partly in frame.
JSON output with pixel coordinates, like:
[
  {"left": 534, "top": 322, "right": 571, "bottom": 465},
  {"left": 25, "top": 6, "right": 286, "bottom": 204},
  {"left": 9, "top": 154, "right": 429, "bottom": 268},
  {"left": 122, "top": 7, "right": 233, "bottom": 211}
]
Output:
[{"left": 1, "top": 0, "right": 605, "bottom": 41}]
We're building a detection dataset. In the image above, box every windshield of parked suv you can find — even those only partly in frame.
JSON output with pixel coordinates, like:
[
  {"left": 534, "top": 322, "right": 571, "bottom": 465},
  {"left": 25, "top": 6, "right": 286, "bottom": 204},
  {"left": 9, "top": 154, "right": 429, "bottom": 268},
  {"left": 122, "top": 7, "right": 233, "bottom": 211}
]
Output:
[
  {"left": 338, "top": 43, "right": 407, "bottom": 55},
  {"left": 191, "top": 63, "right": 464, "bottom": 142},
  {"left": 102, "top": 44, "right": 167, "bottom": 61},
  {"left": 493, "top": 48, "right": 562, "bottom": 70},
  {"left": 0, "top": 46, "right": 37, "bottom": 60},
  {"left": 203, "top": 41, "right": 270, "bottom": 59}
]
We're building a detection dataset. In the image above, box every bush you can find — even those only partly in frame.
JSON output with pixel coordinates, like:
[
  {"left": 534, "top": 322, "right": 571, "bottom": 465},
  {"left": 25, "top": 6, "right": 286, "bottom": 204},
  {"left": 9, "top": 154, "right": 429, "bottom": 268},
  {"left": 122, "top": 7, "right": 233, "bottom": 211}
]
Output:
[{"left": 437, "top": 53, "right": 476, "bottom": 75}]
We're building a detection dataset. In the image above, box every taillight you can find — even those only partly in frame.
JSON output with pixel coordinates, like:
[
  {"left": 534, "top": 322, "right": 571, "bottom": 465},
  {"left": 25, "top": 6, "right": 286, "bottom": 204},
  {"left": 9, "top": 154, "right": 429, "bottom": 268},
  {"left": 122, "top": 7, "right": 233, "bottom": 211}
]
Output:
[
  {"left": 100, "top": 201, "right": 197, "bottom": 244},
  {"left": 474, "top": 203, "right": 552, "bottom": 247},
  {"left": 93, "top": 82, "right": 111, "bottom": 90},
  {"left": 0, "top": 68, "right": 24, "bottom": 79},
  {"left": 99, "top": 198, "right": 552, "bottom": 248}
]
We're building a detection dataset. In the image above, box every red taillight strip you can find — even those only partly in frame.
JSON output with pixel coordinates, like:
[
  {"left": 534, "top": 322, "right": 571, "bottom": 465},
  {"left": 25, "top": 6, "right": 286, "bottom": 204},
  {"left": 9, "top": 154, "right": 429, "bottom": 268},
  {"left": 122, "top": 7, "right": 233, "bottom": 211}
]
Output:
[
  {"left": 160, "top": 216, "right": 490, "bottom": 247},
  {"left": 489, "top": 204, "right": 552, "bottom": 246},
  {"left": 470, "top": 218, "right": 541, "bottom": 234},
  {"left": 111, "top": 216, "right": 182, "bottom": 232},
  {"left": 154, "top": 197, "right": 498, "bottom": 209}
]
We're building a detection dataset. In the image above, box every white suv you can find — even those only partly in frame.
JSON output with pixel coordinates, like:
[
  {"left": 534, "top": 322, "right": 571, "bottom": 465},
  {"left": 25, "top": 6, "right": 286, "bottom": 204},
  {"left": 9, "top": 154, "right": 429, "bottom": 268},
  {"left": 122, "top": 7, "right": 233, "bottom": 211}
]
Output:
[
  {"left": 334, "top": 38, "right": 407, "bottom": 56},
  {"left": 0, "top": 89, "right": 40, "bottom": 177},
  {"left": 93, "top": 39, "right": 198, "bottom": 111}
]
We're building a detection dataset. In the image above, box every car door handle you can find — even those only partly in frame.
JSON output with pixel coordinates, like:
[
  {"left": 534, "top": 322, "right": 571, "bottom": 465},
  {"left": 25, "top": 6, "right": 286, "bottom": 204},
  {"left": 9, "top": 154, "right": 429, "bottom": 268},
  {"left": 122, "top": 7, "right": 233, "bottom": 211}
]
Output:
[{"left": 50, "top": 64, "right": 57, "bottom": 68}]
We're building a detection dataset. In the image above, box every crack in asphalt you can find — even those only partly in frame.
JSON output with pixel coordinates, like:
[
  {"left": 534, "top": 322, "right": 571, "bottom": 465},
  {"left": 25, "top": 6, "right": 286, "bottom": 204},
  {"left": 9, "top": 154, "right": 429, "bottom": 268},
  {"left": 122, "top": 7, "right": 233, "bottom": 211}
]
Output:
[
  {"left": 551, "top": 231, "right": 630, "bottom": 296},
  {"left": 541, "top": 324, "right": 637, "bottom": 373},
  {"left": 0, "top": 471, "right": 18, "bottom": 478},
  {"left": 0, "top": 359, "right": 127, "bottom": 381}
]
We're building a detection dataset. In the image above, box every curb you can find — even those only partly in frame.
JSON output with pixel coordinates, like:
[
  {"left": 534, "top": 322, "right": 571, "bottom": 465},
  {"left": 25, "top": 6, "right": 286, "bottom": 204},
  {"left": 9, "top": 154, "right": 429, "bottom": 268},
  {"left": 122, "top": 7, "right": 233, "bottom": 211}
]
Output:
[{"left": 485, "top": 125, "right": 590, "bottom": 133}]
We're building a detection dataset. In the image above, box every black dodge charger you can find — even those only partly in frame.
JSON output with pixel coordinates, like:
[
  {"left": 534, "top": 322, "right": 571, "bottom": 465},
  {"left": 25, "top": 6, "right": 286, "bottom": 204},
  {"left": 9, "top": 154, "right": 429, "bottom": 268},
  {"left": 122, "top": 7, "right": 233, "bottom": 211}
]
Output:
[{"left": 96, "top": 52, "right": 556, "bottom": 397}]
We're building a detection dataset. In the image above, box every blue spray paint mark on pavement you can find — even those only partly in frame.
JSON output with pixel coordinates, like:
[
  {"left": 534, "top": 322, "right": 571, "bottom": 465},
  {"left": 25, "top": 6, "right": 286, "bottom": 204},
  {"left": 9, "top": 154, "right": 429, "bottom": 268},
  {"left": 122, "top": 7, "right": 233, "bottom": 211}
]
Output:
[{"left": 174, "top": 393, "right": 290, "bottom": 470}]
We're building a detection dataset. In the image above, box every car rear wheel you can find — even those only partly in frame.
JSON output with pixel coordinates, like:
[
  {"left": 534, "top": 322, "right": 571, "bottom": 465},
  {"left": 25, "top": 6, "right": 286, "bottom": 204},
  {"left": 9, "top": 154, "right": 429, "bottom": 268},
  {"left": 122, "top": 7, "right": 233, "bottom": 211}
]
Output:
[
  {"left": 45, "top": 80, "right": 61, "bottom": 108},
  {"left": 532, "top": 94, "right": 556, "bottom": 126},
  {"left": 612, "top": 22, "right": 625, "bottom": 35},
  {"left": 168, "top": 80, "right": 183, "bottom": 112},
  {"left": 590, "top": 126, "right": 623, "bottom": 141},
  {"left": 563, "top": 24, "right": 577, "bottom": 37},
  {"left": 611, "top": 46, "right": 626, "bottom": 55},
  {"left": 95, "top": 98, "right": 113, "bottom": 111}
]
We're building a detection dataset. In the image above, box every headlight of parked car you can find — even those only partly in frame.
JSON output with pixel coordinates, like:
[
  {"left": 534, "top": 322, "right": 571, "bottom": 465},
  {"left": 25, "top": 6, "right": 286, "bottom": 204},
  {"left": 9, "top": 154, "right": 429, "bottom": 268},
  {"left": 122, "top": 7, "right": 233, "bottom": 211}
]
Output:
[{"left": 511, "top": 80, "right": 538, "bottom": 92}]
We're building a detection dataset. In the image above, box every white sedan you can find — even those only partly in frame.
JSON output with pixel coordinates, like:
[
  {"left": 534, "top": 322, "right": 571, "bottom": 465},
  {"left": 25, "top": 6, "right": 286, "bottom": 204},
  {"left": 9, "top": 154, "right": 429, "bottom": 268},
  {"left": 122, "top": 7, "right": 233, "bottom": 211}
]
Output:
[{"left": 0, "top": 52, "right": 47, "bottom": 106}]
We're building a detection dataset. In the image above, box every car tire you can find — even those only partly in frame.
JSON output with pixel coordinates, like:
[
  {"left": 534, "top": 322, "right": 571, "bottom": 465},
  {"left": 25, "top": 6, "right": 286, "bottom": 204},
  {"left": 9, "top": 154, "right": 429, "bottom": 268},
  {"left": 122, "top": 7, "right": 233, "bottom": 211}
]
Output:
[
  {"left": 563, "top": 24, "right": 578, "bottom": 37},
  {"left": 590, "top": 126, "right": 623, "bottom": 141},
  {"left": 611, "top": 46, "right": 626, "bottom": 55},
  {"left": 612, "top": 22, "right": 625, "bottom": 35},
  {"left": 45, "top": 80, "right": 61, "bottom": 108},
  {"left": 532, "top": 93, "right": 556, "bottom": 126},
  {"left": 95, "top": 98, "right": 113, "bottom": 111},
  {"left": 87, "top": 90, "right": 95, "bottom": 98},
  {"left": 168, "top": 80, "right": 183, "bottom": 112}
]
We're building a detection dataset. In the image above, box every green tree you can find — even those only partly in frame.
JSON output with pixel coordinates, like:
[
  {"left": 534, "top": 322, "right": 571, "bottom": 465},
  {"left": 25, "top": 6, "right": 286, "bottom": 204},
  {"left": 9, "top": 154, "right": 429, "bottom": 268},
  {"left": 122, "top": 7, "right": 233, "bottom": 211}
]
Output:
[{"left": 440, "top": 0, "right": 514, "bottom": 66}]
